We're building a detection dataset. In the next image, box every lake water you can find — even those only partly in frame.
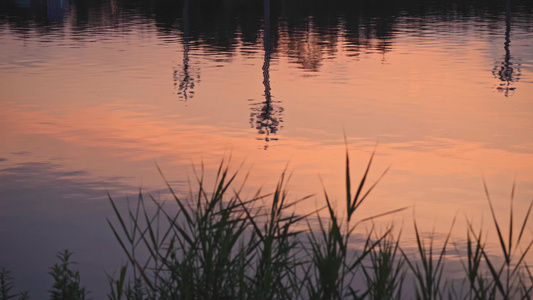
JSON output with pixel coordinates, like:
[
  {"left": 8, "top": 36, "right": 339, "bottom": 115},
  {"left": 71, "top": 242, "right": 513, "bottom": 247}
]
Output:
[{"left": 1, "top": 0, "right": 533, "bottom": 297}]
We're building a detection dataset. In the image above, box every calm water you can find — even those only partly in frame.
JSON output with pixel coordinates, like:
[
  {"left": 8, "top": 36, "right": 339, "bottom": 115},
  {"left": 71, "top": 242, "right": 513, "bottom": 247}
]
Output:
[{"left": 1, "top": 0, "right": 533, "bottom": 297}]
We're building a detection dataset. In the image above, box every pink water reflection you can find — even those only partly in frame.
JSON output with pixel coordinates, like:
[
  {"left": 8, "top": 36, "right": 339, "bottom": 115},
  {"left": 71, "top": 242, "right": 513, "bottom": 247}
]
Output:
[{"left": 1, "top": 4, "right": 533, "bottom": 295}]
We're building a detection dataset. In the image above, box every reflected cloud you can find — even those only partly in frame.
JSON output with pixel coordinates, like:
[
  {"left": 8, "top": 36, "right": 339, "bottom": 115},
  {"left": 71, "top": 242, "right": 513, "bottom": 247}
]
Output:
[
  {"left": 0, "top": 161, "right": 128, "bottom": 216},
  {"left": 11, "top": 151, "right": 31, "bottom": 155}
]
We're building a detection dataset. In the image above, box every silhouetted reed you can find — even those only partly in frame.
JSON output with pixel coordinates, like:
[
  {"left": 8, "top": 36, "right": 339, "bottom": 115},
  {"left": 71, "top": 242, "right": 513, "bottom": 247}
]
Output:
[{"left": 1, "top": 150, "right": 532, "bottom": 299}]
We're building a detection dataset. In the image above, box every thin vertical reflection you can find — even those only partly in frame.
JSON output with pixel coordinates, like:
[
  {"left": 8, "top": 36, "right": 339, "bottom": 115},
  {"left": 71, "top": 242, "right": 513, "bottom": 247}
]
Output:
[
  {"left": 174, "top": 0, "right": 200, "bottom": 101},
  {"left": 250, "top": 0, "right": 284, "bottom": 150},
  {"left": 492, "top": 0, "right": 521, "bottom": 97}
]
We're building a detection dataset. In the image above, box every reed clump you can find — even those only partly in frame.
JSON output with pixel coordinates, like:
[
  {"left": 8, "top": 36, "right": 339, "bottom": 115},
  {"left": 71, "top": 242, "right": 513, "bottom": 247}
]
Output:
[
  {"left": 103, "top": 150, "right": 533, "bottom": 300},
  {"left": 1, "top": 150, "right": 532, "bottom": 299}
]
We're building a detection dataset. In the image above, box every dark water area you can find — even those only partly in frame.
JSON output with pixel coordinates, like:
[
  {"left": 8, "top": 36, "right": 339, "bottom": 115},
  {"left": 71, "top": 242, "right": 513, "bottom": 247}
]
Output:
[
  {"left": 2, "top": 0, "right": 533, "bottom": 44},
  {"left": 1, "top": 0, "right": 533, "bottom": 298},
  {"left": 2, "top": 0, "right": 533, "bottom": 52}
]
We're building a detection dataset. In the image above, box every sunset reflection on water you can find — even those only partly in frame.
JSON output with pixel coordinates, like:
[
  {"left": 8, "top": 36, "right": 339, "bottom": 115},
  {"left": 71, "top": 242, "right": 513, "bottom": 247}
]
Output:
[{"left": 1, "top": 0, "right": 533, "bottom": 297}]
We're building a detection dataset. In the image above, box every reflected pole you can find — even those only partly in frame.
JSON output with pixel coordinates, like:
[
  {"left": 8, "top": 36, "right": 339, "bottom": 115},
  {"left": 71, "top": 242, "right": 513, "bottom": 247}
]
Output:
[
  {"left": 493, "top": 0, "right": 521, "bottom": 97},
  {"left": 263, "top": 0, "right": 271, "bottom": 106},
  {"left": 251, "top": 0, "right": 283, "bottom": 150},
  {"left": 174, "top": 0, "right": 195, "bottom": 100}
]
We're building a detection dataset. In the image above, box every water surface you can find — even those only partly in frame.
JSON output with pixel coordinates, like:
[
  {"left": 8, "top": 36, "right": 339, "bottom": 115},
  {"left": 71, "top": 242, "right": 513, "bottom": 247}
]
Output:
[{"left": 1, "top": 0, "right": 533, "bottom": 297}]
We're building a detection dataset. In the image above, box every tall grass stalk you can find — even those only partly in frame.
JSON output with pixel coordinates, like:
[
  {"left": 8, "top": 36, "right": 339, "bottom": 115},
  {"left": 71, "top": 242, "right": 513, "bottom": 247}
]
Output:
[
  {"left": 304, "top": 145, "right": 407, "bottom": 299},
  {"left": 362, "top": 227, "right": 405, "bottom": 300},
  {"left": 401, "top": 218, "right": 455, "bottom": 300},
  {"left": 458, "top": 225, "right": 493, "bottom": 300},
  {"left": 472, "top": 181, "right": 533, "bottom": 300},
  {"left": 240, "top": 169, "right": 312, "bottom": 299}
]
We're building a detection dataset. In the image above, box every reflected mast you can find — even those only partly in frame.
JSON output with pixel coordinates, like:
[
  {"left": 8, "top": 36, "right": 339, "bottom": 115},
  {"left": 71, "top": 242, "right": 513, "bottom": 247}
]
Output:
[
  {"left": 250, "top": 0, "right": 283, "bottom": 150},
  {"left": 493, "top": 0, "right": 521, "bottom": 97},
  {"left": 174, "top": 0, "right": 199, "bottom": 101}
]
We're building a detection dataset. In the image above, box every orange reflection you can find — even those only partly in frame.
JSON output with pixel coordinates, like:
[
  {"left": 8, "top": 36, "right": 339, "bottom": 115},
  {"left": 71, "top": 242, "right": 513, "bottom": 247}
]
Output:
[
  {"left": 1, "top": 12, "right": 533, "bottom": 265},
  {"left": 2, "top": 100, "right": 532, "bottom": 221}
]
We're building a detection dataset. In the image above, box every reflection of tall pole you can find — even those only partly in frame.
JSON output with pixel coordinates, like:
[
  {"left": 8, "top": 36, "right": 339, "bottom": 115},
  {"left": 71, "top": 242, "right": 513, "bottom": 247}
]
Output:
[
  {"left": 493, "top": 0, "right": 520, "bottom": 97},
  {"left": 504, "top": 0, "right": 511, "bottom": 69},
  {"left": 174, "top": 0, "right": 196, "bottom": 100},
  {"left": 263, "top": 0, "right": 271, "bottom": 99},
  {"left": 262, "top": 0, "right": 272, "bottom": 120},
  {"left": 251, "top": 0, "right": 283, "bottom": 150}
]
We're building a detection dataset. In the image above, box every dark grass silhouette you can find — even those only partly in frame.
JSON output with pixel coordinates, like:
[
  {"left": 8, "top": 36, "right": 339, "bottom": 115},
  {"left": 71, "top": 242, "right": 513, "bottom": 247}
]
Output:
[{"left": 1, "top": 150, "right": 532, "bottom": 300}]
